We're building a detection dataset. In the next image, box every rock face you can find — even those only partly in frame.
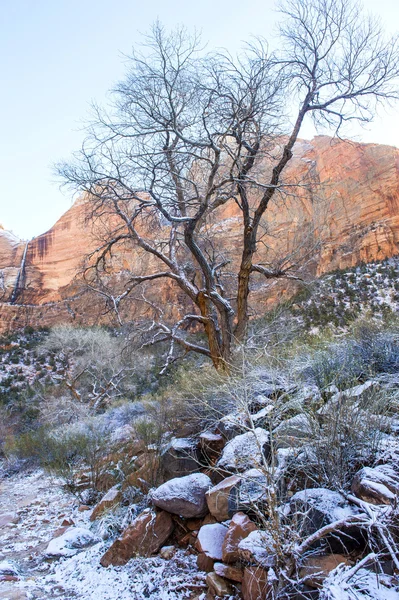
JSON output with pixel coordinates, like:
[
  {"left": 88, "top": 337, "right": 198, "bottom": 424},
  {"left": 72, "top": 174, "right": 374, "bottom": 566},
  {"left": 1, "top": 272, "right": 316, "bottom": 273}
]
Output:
[{"left": 2, "top": 137, "right": 399, "bottom": 333}]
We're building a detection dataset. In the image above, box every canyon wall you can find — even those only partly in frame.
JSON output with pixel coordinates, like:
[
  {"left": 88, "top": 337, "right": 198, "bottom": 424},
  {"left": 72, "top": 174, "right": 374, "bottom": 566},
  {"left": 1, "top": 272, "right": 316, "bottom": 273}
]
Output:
[{"left": 1, "top": 135, "right": 398, "bottom": 333}]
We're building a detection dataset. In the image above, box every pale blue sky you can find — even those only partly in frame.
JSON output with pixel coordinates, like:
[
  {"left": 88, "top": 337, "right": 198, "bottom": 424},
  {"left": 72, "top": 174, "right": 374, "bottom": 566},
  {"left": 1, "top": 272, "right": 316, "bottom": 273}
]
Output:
[{"left": 1, "top": 0, "right": 398, "bottom": 239}]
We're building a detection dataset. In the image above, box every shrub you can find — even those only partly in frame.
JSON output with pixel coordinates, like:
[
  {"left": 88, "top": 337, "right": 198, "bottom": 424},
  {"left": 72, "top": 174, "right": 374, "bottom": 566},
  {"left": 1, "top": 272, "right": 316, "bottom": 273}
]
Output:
[{"left": 7, "top": 421, "right": 111, "bottom": 498}]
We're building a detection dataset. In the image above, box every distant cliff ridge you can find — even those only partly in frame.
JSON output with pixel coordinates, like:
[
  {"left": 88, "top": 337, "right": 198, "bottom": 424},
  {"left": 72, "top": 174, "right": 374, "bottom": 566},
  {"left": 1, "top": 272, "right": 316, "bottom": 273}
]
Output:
[{"left": 1, "top": 136, "right": 399, "bottom": 333}]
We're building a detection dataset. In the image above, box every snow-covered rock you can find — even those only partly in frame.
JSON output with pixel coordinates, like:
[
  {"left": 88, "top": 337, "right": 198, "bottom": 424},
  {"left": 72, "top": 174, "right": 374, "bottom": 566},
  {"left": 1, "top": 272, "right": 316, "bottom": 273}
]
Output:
[
  {"left": 151, "top": 473, "right": 212, "bottom": 518},
  {"left": 100, "top": 509, "right": 174, "bottom": 566},
  {"left": 46, "top": 527, "right": 100, "bottom": 558},
  {"left": 351, "top": 464, "right": 399, "bottom": 505},
  {"left": 289, "top": 488, "right": 361, "bottom": 537},
  {"left": 222, "top": 512, "right": 257, "bottom": 563},
  {"left": 0, "top": 560, "right": 19, "bottom": 576},
  {"left": 273, "top": 413, "right": 314, "bottom": 447},
  {"left": 206, "top": 475, "right": 241, "bottom": 521},
  {"left": 217, "top": 428, "right": 270, "bottom": 472},
  {"left": 90, "top": 486, "right": 121, "bottom": 521},
  {"left": 161, "top": 437, "right": 200, "bottom": 479},
  {"left": 196, "top": 523, "right": 228, "bottom": 560},
  {"left": 238, "top": 530, "right": 276, "bottom": 567}
]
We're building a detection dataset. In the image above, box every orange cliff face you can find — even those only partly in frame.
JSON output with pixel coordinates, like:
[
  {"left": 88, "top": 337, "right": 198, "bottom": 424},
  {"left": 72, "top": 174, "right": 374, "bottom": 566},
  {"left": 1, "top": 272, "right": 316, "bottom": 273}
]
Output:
[{"left": 0, "top": 135, "right": 399, "bottom": 333}]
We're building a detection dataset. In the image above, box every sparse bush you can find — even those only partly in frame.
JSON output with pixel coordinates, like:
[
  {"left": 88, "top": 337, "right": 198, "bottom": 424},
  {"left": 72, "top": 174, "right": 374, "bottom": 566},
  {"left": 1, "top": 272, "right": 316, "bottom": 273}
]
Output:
[{"left": 7, "top": 420, "right": 112, "bottom": 498}]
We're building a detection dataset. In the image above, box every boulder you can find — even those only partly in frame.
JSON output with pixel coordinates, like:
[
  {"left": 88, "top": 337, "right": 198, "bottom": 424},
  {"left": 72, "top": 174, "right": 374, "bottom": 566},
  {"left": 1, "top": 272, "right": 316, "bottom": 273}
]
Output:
[
  {"left": 206, "top": 572, "right": 234, "bottom": 597},
  {"left": 238, "top": 469, "right": 269, "bottom": 511},
  {"left": 197, "top": 553, "right": 215, "bottom": 573},
  {"left": 196, "top": 523, "right": 228, "bottom": 560},
  {"left": 242, "top": 566, "right": 271, "bottom": 600},
  {"left": 0, "top": 560, "right": 19, "bottom": 577},
  {"left": 90, "top": 486, "right": 121, "bottom": 521},
  {"left": 100, "top": 509, "right": 173, "bottom": 566},
  {"left": 222, "top": 512, "right": 258, "bottom": 563},
  {"left": 46, "top": 527, "right": 99, "bottom": 558},
  {"left": 217, "top": 428, "right": 270, "bottom": 473},
  {"left": 289, "top": 488, "right": 360, "bottom": 536},
  {"left": 318, "top": 381, "right": 380, "bottom": 423},
  {"left": 251, "top": 405, "right": 274, "bottom": 426},
  {"left": 161, "top": 437, "right": 200, "bottom": 479},
  {"left": 0, "top": 512, "right": 19, "bottom": 528},
  {"left": 206, "top": 475, "right": 241, "bottom": 521},
  {"left": 341, "top": 380, "right": 380, "bottom": 400},
  {"left": 152, "top": 473, "right": 212, "bottom": 518},
  {"left": 200, "top": 432, "right": 225, "bottom": 462},
  {"left": 273, "top": 414, "right": 314, "bottom": 448},
  {"left": 238, "top": 530, "right": 276, "bottom": 568},
  {"left": 299, "top": 554, "right": 352, "bottom": 588},
  {"left": 217, "top": 413, "right": 247, "bottom": 441},
  {"left": 351, "top": 464, "right": 399, "bottom": 505},
  {"left": 214, "top": 562, "right": 244, "bottom": 582}
]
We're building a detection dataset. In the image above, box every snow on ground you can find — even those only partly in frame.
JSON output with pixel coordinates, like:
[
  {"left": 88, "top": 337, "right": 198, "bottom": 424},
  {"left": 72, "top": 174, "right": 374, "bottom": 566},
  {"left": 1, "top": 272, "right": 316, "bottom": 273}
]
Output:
[{"left": 0, "top": 465, "right": 204, "bottom": 600}]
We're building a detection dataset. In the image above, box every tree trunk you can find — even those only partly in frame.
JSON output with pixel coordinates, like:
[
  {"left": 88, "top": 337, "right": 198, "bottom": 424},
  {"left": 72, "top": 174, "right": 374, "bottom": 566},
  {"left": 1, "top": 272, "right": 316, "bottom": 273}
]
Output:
[{"left": 197, "top": 291, "right": 231, "bottom": 373}]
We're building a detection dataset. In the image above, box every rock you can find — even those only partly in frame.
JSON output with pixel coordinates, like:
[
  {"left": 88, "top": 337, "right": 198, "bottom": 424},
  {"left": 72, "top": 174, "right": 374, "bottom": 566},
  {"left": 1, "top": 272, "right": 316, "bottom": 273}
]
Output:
[
  {"left": 251, "top": 405, "right": 274, "bottom": 426},
  {"left": 151, "top": 473, "right": 212, "bottom": 518},
  {"left": 273, "top": 414, "right": 314, "bottom": 448},
  {"left": 214, "top": 562, "right": 244, "bottom": 582},
  {"left": 0, "top": 560, "right": 19, "bottom": 576},
  {"left": 299, "top": 554, "right": 352, "bottom": 588},
  {"left": 351, "top": 464, "right": 399, "bottom": 505},
  {"left": 238, "top": 469, "right": 269, "bottom": 510},
  {"left": 242, "top": 566, "right": 271, "bottom": 600},
  {"left": 52, "top": 526, "right": 69, "bottom": 538},
  {"left": 196, "top": 523, "right": 228, "bottom": 560},
  {"left": 289, "top": 488, "right": 360, "bottom": 536},
  {"left": 159, "top": 545, "right": 176, "bottom": 559},
  {"left": 0, "top": 513, "right": 19, "bottom": 527},
  {"left": 78, "top": 505, "right": 91, "bottom": 512},
  {"left": 61, "top": 518, "right": 74, "bottom": 527},
  {"left": 200, "top": 432, "right": 225, "bottom": 462},
  {"left": 217, "top": 428, "right": 270, "bottom": 473},
  {"left": 341, "top": 380, "right": 380, "bottom": 400},
  {"left": 222, "top": 512, "right": 258, "bottom": 563},
  {"left": 206, "top": 475, "right": 242, "bottom": 521},
  {"left": 206, "top": 572, "right": 233, "bottom": 597},
  {"left": 90, "top": 486, "right": 121, "bottom": 521},
  {"left": 161, "top": 437, "right": 200, "bottom": 479},
  {"left": 46, "top": 527, "right": 99, "bottom": 558},
  {"left": 197, "top": 553, "right": 215, "bottom": 573},
  {"left": 186, "top": 518, "right": 202, "bottom": 531},
  {"left": 216, "top": 413, "right": 247, "bottom": 440},
  {"left": 100, "top": 509, "right": 173, "bottom": 566},
  {"left": 318, "top": 381, "right": 381, "bottom": 422},
  {"left": 238, "top": 530, "right": 276, "bottom": 568},
  {"left": 95, "top": 472, "right": 117, "bottom": 493},
  {"left": 247, "top": 395, "right": 273, "bottom": 414}
]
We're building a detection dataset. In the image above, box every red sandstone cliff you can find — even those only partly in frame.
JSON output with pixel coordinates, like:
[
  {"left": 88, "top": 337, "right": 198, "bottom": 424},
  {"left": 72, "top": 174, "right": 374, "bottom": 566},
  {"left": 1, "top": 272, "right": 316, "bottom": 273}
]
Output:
[{"left": 1, "top": 136, "right": 398, "bottom": 333}]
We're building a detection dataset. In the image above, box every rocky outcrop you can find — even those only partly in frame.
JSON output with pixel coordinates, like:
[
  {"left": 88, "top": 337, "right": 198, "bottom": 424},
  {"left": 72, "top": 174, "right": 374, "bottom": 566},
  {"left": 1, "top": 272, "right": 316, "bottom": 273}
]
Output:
[{"left": 1, "top": 136, "right": 399, "bottom": 333}]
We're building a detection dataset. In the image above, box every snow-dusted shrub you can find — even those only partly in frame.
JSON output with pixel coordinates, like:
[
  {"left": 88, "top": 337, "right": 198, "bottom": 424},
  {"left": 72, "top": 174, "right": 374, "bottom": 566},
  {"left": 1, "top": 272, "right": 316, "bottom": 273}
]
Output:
[{"left": 9, "top": 419, "right": 112, "bottom": 498}]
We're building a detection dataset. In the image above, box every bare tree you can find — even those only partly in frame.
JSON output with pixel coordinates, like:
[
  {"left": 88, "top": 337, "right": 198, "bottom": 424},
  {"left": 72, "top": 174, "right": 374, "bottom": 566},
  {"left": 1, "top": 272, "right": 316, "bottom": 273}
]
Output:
[{"left": 58, "top": 0, "right": 399, "bottom": 372}]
